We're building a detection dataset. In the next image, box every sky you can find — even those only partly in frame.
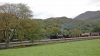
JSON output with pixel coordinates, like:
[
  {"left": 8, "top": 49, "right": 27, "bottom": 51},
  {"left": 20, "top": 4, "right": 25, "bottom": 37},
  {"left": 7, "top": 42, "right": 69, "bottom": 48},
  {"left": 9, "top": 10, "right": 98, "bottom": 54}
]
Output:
[{"left": 0, "top": 0, "right": 100, "bottom": 19}]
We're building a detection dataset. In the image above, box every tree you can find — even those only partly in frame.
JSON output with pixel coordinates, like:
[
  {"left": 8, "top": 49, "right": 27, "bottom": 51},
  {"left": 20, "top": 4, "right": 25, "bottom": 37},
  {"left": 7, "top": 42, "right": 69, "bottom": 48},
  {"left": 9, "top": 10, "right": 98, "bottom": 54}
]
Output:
[
  {"left": 40, "top": 29, "right": 46, "bottom": 38},
  {"left": 92, "top": 25, "right": 100, "bottom": 32},
  {"left": 16, "top": 3, "right": 33, "bottom": 19},
  {"left": 29, "top": 20, "right": 43, "bottom": 44},
  {"left": 0, "top": 3, "right": 33, "bottom": 19},
  {"left": 63, "top": 30, "right": 69, "bottom": 34},
  {"left": 52, "top": 27, "right": 61, "bottom": 34},
  {"left": 0, "top": 3, "right": 33, "bottom": 48},
  {"left": 0, "top": 13, "right": 17, "bottom": 48},
  {"left": 70, "top": 29, "right": 82, "bottom": 35},
  {"left": 17, "top": 19, "right": 43, "bottom": 44},
  {"left": 46, "top": 28, "right": 52, "bottom": 38}
]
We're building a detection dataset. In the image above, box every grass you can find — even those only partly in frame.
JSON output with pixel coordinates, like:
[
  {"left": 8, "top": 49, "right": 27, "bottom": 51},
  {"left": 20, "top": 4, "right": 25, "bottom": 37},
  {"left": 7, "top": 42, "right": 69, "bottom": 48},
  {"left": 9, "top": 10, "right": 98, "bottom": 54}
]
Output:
[{"left": 0, "top": 39, "right": 100, "bottom": 56}]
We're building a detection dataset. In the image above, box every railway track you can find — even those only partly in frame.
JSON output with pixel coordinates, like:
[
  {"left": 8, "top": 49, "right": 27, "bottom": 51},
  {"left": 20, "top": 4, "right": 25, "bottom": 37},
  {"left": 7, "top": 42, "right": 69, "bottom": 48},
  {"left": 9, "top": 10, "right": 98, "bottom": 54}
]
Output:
[{"left": 0, "top": 36, "right": 100, "bottom": 48}]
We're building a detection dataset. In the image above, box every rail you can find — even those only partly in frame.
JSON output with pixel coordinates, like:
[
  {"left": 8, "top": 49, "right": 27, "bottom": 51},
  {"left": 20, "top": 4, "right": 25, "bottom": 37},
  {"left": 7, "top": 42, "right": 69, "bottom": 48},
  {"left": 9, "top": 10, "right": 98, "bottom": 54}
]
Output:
[{"left": 0, "top": 36, "right": 100, "bottom": 49}]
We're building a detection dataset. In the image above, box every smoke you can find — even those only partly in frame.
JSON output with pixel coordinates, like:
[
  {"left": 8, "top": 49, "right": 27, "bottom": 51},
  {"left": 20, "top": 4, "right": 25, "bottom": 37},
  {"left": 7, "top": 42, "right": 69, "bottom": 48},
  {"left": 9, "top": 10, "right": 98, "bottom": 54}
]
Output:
[
  {"left": 60, "top": 25, "right": 65, "bottom": 34},
  {"left": 60, "top": 23, "right": 78, "bottom": 34}
]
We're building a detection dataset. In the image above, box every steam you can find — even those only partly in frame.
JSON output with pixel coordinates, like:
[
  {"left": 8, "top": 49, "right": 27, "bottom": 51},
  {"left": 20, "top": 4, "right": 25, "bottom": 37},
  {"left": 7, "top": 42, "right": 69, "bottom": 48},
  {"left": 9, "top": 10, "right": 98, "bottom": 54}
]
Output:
[{"left": 60, "top": 23, "right": 78, "bottom": 34}]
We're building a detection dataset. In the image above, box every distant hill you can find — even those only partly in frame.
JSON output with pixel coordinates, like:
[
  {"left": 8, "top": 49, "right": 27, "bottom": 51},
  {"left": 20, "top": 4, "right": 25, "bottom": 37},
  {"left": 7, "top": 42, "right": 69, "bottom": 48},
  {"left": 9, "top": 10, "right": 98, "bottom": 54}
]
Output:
[
  {"left": 42, "top": 16, "right": 87, "bottom": 30},
  {"left": 35, "top": 16, "right": 100, "bottom": 32},
  {"left": 74, "top": 11, "right": 100, "bottom": 20}
]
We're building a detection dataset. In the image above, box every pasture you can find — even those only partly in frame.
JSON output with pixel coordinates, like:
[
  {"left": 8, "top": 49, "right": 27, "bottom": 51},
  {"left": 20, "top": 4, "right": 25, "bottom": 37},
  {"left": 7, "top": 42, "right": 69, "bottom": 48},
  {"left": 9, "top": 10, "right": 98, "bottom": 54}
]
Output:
[{"left": 0, "top": 39, "right": 100, "bottom": 56}]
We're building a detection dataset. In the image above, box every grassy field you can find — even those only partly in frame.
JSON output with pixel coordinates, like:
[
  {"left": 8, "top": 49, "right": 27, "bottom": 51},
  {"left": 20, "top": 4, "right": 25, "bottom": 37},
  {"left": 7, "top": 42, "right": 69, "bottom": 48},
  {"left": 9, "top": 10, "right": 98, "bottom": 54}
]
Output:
[{"left": 0, "top": 39, "right": 100, "bottom": 56}]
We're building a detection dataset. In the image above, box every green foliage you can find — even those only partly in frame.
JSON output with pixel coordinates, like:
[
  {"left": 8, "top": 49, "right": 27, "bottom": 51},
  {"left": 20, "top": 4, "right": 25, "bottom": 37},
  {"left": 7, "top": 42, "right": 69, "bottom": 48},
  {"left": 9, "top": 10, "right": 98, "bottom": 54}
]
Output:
[
  {"left": 63, "top": 30, "right": 69, "bottom": 34},
  {"left": 45, "top": 28, "right": 52, "bottom": 38},
  {"left": 52, "top": 27, "right": 61, "bottom": 34},
  {"left": 42, "top": 16, "right": 100, "bottom": 34},
  {"left": 0, "top": 3, "right": 48, "bottom": 48},
  {"left": 43, "top": 17, "right": 85, "bottom": 33},
  {"left": 40, "top": 29, "right": 46, "bottom": 38},
  {"left": 70, "top": 29, "right": 82, "bottom": 34},
  {"left": 17, "top": 19, "right": 43, "bottom": 42},
  {"left": 0, "top": 3, "right": 33, "bottom": 48},
  {"left": 92, "top": 25, "right": 100, "bottom": 32}
]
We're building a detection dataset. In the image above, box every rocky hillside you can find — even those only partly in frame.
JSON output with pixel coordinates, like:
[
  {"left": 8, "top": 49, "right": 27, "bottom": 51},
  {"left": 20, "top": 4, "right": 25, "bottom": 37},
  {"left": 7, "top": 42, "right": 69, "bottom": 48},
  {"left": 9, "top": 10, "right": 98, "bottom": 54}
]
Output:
[{"left": 74, "top": 11, "right": 100, "bottom": 20}]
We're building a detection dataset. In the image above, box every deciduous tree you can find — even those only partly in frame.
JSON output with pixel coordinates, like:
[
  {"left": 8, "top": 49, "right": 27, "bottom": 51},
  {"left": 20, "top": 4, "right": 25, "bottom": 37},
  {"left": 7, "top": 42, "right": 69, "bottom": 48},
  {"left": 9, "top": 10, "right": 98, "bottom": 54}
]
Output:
[
  {"left": 0, "top": 3, "right": 33, "bottom": 48},
  {"left": 52, "top": 27, "right": 61, "bottom": 34}
]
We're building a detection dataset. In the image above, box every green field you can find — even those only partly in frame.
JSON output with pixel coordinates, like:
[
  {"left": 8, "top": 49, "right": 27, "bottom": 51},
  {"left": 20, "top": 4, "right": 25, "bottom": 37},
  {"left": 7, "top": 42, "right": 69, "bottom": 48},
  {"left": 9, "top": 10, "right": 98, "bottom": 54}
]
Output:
[{"left": 0, "top": 39, "right": 100, "bottom": 56}]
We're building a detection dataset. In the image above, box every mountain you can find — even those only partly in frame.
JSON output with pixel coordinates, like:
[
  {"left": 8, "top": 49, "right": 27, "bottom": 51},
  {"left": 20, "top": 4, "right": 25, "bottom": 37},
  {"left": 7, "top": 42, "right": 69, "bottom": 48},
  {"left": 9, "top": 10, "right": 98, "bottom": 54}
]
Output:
[{"left": 74, "top": 11, "right": 100, "bottom": 20}]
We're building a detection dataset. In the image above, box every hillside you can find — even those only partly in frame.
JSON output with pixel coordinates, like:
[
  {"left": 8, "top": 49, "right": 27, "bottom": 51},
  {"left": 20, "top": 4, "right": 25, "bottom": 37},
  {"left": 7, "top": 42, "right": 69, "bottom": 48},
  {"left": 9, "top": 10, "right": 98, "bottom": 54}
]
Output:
[
  {"left": 35, "top": 16, "right": 100, "bottom": 33},
  {"left": 41, "top": 17, "right": 94, "bottom": 33},
  {"left": 74, "top": 11, "right": 100, "bottom": 20}
]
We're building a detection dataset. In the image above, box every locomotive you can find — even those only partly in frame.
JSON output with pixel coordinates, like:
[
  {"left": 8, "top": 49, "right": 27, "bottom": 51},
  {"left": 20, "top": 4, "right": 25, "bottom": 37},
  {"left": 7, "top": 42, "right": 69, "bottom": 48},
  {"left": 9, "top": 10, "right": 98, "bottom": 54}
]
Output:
[{"left": 50, "top": 32, "right": 100, "bottom": 39}]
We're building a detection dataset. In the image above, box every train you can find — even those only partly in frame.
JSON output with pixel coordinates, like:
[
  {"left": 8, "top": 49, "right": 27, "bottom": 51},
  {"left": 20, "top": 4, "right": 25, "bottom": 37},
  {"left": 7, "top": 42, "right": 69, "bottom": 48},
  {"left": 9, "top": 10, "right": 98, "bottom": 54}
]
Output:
[{"left": 50, "top": 32, "right": 100, "bottom": 39}]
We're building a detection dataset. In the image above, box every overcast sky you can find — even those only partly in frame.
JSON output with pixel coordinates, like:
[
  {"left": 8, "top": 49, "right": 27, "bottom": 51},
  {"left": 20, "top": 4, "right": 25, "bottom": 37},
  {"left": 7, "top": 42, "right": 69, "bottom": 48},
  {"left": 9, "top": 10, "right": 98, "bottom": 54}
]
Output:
[{"left": 0, "top": 0, "right": 100, "bottom": 19}]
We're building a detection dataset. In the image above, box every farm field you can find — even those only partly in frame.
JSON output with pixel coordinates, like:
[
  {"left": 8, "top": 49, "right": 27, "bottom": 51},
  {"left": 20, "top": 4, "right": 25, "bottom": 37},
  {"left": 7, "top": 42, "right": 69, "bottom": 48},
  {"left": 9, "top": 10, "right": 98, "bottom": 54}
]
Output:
[{"left": 0, "top": 39, "right": 100, "bottom": 56}]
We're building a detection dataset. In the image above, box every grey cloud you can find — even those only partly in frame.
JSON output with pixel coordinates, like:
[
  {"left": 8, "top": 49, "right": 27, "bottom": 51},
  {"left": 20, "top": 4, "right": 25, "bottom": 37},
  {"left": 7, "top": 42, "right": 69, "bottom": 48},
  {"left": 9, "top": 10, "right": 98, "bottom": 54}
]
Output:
[
  {"left": 89, "top": 0, "right": 100, "bottom": 4},
  {"left": 34, "top": 12, "right": 55, "bottom": 19},
  {"left": 95, "top": 4, "right": 100, "bottom": 7},
  {"left": 88, "top": 0, "right": 100, "bottom": 6},
  {"left": 0, "top": 2, "right": 5, "bottom": 5},
  {"left": 90, "top": 0, "right": 100, "bottom": 3}
]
